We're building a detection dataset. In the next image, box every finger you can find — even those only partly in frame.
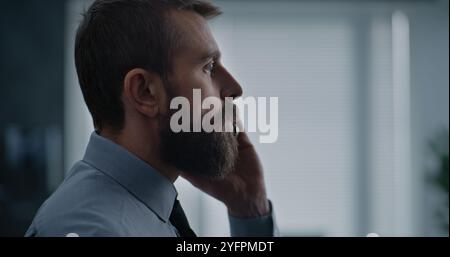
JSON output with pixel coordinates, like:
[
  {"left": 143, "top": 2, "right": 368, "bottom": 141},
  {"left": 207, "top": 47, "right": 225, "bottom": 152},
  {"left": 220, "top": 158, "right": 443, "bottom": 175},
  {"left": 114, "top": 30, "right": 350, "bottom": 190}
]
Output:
[
  {"left": 235, "top": 105, "right": 245, "bottom": 133},
  {"left": 237, "top": 130, "right": 253, "bottom": 150}
]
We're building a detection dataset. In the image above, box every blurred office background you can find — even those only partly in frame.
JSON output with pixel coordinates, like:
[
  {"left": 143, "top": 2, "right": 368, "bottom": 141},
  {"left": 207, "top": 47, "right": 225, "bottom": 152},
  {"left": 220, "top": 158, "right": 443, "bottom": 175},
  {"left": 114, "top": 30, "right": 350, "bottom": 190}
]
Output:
[{"left": 0, "top": 0, "right": 448, "bottom": 236}]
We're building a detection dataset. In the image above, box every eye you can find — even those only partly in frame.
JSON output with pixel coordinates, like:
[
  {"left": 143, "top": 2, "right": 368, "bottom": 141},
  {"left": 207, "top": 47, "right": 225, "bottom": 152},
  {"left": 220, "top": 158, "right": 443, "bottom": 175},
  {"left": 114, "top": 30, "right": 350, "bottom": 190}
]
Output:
[{"left": 203, "top": 60, "right": 216, "bottom": 76}]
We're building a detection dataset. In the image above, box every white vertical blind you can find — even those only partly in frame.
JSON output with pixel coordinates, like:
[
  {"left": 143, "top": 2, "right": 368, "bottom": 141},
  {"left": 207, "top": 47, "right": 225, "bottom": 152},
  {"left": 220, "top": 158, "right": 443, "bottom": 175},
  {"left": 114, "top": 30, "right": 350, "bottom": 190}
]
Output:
[
  {"left": 202, "top": 15, "right": 358, "bottom": 236},
  {"left": 368, "top": 16, "right": 395, "bottom": 236}
]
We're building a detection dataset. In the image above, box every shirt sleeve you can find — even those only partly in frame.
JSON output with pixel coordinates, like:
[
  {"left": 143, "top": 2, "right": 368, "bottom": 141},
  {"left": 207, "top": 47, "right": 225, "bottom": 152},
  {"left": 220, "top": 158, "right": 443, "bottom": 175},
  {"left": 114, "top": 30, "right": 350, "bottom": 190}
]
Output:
[
  {"left": 25, "top": 211, "right": 125, "bottom": 237},
  {"left": 228, "top": 200, "right": 279, "bottom": 237}
]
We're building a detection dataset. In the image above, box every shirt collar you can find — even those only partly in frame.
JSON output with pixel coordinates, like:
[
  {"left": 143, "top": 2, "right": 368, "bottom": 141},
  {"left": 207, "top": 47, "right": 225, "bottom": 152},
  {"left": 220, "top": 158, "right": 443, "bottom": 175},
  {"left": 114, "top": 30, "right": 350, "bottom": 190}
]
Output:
[{"left": 82, "top": 131, "right": 177, "bottom": 222}]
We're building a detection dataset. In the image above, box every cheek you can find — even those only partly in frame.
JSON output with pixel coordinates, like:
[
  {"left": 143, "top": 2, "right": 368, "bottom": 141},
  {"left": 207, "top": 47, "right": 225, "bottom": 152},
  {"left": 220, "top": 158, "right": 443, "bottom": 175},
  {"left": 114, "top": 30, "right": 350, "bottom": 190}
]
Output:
[
  {"left": 177, "top": 71, "right": 220, "bottom": 102},
  {"left": 192, "top": 70, "right": 218, "bottom": 95}
]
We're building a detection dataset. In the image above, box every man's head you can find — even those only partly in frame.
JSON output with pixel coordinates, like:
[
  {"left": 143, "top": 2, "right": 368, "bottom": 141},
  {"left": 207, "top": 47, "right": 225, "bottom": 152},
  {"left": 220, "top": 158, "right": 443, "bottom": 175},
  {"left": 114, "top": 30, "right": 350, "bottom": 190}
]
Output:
[{"left": 75, "top": 0, "right": 243, "bottom": 179}]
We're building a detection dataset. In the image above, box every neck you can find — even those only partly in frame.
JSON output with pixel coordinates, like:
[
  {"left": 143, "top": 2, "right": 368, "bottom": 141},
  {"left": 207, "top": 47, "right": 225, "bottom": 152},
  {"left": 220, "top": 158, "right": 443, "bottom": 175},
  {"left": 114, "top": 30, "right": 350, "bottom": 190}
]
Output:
[{"left": 98, "top": 127, "right": 180, "bottom": 183}]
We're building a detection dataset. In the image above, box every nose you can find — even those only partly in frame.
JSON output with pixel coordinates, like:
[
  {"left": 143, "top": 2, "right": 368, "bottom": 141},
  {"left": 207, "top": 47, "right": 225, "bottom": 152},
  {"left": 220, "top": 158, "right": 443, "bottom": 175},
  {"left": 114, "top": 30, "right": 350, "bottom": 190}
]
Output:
[{"left": 219, "top": 66, "right": 243, "bottom": 100}]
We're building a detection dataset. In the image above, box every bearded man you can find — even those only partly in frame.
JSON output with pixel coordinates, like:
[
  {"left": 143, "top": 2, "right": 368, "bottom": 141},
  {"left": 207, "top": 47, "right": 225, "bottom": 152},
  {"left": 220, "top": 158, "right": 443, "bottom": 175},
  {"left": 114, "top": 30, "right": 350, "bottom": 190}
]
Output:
[{"left": 26, "top": 0, "right": 277, "bottom": 237}]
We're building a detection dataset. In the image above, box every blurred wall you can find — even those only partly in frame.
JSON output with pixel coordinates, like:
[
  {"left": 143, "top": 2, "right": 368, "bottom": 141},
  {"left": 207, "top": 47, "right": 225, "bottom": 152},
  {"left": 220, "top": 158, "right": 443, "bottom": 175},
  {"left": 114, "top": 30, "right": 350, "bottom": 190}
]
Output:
[
  {"left": 0, "top": 0, "right": 65, "bottom": 236},
  {"left": 408, "top": 2, "right": 449, "bottom": 236}
]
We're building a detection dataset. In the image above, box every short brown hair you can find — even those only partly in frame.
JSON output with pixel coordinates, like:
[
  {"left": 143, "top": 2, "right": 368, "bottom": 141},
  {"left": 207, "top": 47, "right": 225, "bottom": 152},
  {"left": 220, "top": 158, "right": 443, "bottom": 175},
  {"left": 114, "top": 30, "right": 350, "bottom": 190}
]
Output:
[{"left": 75, "top": 0, "right": 221, "bottom": 131}]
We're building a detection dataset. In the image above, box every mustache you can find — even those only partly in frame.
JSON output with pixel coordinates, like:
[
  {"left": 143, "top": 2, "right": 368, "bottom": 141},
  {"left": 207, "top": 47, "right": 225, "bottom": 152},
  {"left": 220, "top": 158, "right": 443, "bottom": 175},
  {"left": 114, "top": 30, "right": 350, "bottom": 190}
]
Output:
[
  {"left": 208, "top": 102, "right": 238, "bottom": 134},
  {"left": 166, "top": 101, "right": 239, "bottom": 134}
]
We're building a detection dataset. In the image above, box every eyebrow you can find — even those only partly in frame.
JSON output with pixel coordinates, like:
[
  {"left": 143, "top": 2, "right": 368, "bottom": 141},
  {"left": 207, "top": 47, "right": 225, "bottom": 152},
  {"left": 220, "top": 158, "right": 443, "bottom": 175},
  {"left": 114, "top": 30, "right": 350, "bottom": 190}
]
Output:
[{"left": 198, "top": 49, "right": 221, "bottom": 63}]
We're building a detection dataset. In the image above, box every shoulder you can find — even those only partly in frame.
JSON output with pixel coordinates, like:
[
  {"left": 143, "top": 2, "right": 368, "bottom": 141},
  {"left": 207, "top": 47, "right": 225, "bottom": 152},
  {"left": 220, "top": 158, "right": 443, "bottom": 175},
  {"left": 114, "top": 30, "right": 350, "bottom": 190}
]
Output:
[{"left": 26, "top": 161, "right": 132, "bottom": 237}]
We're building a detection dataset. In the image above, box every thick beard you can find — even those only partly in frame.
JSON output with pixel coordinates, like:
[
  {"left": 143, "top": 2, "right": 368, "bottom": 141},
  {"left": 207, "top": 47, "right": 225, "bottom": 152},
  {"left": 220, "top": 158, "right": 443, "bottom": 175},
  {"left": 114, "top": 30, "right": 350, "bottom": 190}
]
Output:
[{"left": 159, "top": 109, "right": 239, "bottom": 179}]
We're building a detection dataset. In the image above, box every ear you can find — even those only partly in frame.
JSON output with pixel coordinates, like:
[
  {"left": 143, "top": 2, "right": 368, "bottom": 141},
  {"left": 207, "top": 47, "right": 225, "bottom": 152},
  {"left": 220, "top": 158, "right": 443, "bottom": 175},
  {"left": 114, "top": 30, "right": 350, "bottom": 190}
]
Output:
[{"left": 123, "top": 68, "right": 164, "bottom": 118}]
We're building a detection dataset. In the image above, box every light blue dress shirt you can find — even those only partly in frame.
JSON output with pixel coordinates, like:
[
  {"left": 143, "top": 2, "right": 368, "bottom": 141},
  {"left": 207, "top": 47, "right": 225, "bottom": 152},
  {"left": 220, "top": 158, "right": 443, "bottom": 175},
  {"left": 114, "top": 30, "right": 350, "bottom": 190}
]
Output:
[{"left": 25, "top": 132, "right": 278, "bottom": 237}]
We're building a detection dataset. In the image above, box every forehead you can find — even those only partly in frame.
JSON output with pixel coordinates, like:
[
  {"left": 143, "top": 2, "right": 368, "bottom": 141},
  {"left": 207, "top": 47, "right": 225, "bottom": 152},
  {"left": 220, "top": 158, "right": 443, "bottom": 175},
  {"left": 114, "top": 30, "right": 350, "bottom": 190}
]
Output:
[{"left": 168, "top": 9, "right": 219, "bottom": 61}]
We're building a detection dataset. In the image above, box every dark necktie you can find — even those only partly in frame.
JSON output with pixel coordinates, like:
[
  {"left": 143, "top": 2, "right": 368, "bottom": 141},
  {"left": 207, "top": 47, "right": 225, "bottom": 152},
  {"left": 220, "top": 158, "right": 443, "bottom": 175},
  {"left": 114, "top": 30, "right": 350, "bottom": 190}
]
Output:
[{"left": 169, "top": 199, "right": 197, "bottom": 237}]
